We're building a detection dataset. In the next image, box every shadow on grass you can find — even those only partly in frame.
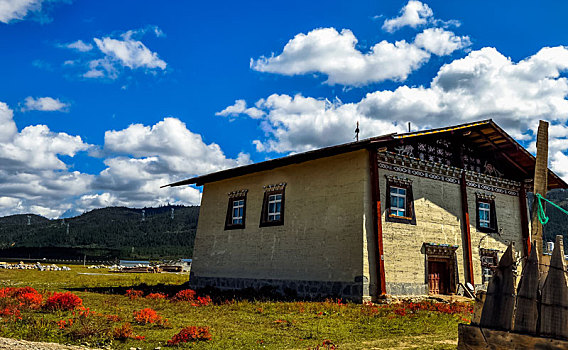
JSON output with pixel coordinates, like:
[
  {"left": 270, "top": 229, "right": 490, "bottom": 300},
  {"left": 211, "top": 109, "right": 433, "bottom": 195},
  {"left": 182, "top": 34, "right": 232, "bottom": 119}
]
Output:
[{"left": 67, "top": 283, "right": 346, "bottom": 303}]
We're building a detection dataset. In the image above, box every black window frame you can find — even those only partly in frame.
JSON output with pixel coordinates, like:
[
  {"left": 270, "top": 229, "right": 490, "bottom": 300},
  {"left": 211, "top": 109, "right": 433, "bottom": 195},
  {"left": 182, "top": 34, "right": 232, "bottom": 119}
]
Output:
[
  {"left": 476, "top": 196, "right": 498, "bottom": 234},
  {"left": 385, "top": 176, "right": 416, "bottom": 225},
  {"left": 225, "top": 194, "right": 247, "bottom": 230},
  {"left": 260, "top": 188, "right": 285, "bottom": 227}
]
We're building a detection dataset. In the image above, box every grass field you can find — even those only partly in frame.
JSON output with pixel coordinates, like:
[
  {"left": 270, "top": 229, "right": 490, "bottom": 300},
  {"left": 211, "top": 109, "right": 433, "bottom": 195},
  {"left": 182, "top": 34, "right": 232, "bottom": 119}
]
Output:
[{"left": 0, "top": 266, "right": 472, "bottom": 349}]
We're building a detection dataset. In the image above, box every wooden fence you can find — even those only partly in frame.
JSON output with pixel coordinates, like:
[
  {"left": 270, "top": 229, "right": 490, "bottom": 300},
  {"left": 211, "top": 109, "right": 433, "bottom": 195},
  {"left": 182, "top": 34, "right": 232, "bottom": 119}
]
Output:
[{"left": 458, "top": 235, "right": 568, "bottom": 349}]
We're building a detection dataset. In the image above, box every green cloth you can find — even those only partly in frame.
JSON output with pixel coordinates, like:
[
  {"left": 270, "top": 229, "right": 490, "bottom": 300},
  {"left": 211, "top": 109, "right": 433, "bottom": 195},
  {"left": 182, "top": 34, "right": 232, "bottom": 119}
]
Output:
[{"left": 536, "top": 193, "right": 568, "bottom": 225}]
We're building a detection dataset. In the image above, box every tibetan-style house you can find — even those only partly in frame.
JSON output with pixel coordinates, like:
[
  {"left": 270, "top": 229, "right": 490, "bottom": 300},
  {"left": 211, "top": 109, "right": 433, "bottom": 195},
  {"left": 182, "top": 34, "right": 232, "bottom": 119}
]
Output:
[{"left": 164, "top": 120, "right": 567, "bottom": 301}]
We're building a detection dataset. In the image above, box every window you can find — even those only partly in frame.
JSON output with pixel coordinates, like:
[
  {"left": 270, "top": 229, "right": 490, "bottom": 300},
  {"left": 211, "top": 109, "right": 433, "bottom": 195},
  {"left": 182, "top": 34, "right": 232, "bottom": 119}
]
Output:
[
  {"left": 390, "top": 186, "right": 407, "bottom": 217},
  {"left": 478, "top": 202, "right": 490, "bottom": 228},
  {"left": 260, "top": 184, "right": 286, "bottom": 227},
  {"left": 480, "top": 249, "right": 498, "bottom": 283},
  {"left": 232, "top": 199, "right": 245, "bottom": 224},
  {"left": 385, "top": 176, "right": 416, "bottom": 225},
  {"left": 225, "top": 191, "right": 247, "bottom": 230},
  {"left": 267, "top": 193, "right": 282, "bottom": 222},
  {"left": 476, "top": 194, "right": 498, "bottom": 233}
]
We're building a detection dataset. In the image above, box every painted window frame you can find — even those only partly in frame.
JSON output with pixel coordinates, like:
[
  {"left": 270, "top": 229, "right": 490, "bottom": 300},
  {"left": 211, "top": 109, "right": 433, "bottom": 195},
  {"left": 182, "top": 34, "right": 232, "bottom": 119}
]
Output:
[
  {"left": 225, "top": 194, "right": 247, "bottom": 230},
  {"left": 385, "top": 177, "right": 416, "bottom": 225},
  {"left": 476, "top": 196, "right": 498, "bottom": 233},
  {"left": 260, "top": 188, "right": 285, "bottom": 227}
]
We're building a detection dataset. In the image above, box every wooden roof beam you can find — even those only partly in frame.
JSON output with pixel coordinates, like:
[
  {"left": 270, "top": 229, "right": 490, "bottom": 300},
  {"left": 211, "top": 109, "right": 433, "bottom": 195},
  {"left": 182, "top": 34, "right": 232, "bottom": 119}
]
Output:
[{"left": 473, "top": 132, "right": 529, "bottom": 176}]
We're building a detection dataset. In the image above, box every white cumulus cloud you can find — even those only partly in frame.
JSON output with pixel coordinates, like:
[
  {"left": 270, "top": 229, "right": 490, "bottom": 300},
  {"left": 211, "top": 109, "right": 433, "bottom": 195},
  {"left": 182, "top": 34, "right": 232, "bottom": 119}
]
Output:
[
  {"left": 0, "top": 102, "right": 93, "bottom": 218},
  {"left": 251, "top": 28, "right": 430, "bottom": 86},
  {"left": 93, "top": 36, "right": 166, "bottom": 70},
  {"left": 62, "top": 27, "right": 167, "bottom": 80},
  {"left": 0, "top": 0, "right": 67, "bottom": 24},
  {"left": 251, "top": 26, "right": 469, "bottom": 86},
  {"left": 22, "top": 96, "right": 69, "bottom": 112},
  {"left": 382, "top": 1, "right": 433, "bottom": 33},
  {"left": 215, "top": 99, "right": 264, "bottom": 119},
  {"left": 414, "top": 28, "right": 471, "bottom": 56},
  {"left": 64, "top": 40, "right": 93, "bottom": 52},
  {"left": 78, "top": 117, "right": 252, "bottom": 211}
]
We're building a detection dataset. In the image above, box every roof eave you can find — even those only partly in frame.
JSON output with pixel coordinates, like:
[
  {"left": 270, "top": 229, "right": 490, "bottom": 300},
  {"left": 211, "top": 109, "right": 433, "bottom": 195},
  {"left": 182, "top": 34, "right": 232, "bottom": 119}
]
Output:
[{"left": 162, "top": 134, "right": 395, "bottom": 187}]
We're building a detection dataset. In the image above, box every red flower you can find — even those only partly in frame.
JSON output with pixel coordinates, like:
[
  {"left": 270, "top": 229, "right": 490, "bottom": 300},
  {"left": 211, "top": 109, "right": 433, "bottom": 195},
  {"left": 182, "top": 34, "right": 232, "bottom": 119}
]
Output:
[
  {"left": 45, "top": 292, "right": 82, "bottom": 311},
  {"left": 166, "top": 326, "right": 212, "bottom": 345},
  {"left": 125, "top": 289, "right": 144, "bottom": 299},
  {"left": 133, "top": 308, "right": 167, "bottom": 325},
  {"left": 173, "top": 289, "right": 196, "bottom": 302},
  {"left": 146, "top": 292, "right": 167, "bottom": 300},
  {"left": 112, "top": 322, "right": 133, "bottom": 340}
]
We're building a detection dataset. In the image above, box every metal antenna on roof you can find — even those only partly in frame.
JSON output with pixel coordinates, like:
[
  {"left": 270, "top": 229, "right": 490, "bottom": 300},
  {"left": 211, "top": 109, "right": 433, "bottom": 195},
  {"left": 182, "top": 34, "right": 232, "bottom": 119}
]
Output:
[
  {"left": 355, "top": 121, "right": 360, "bottom": 141},
  {"left": 408, "top": 122, "right": 411, "bottom": 133}
]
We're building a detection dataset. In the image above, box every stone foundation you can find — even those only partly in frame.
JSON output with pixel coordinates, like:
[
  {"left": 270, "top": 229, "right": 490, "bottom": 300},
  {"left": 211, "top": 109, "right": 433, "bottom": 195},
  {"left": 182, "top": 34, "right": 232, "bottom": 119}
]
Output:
[
  {"left": 386, "top": 282, "right": 428, "bottom": 295},
  {"left": 189, "top": 273, "right": 365, "bottom": 301}
]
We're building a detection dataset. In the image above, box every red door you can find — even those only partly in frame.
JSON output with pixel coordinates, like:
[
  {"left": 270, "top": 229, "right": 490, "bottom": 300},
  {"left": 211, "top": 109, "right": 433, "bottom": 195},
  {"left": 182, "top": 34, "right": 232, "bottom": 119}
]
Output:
[{"left": 428, "top": 261, "right": 449, "bottom": 295}]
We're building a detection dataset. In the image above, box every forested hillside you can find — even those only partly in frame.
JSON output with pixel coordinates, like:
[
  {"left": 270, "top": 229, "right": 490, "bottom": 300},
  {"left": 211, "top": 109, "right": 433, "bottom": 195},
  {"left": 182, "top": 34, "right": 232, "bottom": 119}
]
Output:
[
  {"left": 0, "top": 205, "right": 199, "bottom": 260},
  {"left": 542, "top": 189, "right": 568, "bottom": 248},
  {"left": 0, "top": 189, "right": 566, "bottom": 261}
]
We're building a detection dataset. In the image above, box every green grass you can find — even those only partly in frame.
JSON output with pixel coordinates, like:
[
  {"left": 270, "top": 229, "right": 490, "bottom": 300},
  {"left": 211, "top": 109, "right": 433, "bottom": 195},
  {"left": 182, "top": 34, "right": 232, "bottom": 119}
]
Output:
[{"left": 0, "top": 266, "right": 471, "bottom": 349}]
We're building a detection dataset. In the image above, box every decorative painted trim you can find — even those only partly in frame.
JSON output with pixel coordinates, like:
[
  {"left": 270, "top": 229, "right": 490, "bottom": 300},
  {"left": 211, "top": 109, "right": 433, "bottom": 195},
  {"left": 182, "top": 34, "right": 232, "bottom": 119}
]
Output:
[
  {"left": 228, "top": 189, "right": 248, "bottom": 198},
  {"left": 466, "top": 181, "right": 518, "bottom": 197},
  {"left": 475, "top": 192, "right": 496, "bottom": 201},
  {"left": 378, "top": 161, "right": 461, "bottom": 185},
  {"left": 385, "top": 174, "right": 413, "bottom": 186},
  {"left": 424, "top": 242, "right": 459, "bottom": 257},
  {"left": 378, "top": 152, "right": 520, "bottom": 196},
  {"left": 263, "top": 183, "right": 287, "bottom": 192}
]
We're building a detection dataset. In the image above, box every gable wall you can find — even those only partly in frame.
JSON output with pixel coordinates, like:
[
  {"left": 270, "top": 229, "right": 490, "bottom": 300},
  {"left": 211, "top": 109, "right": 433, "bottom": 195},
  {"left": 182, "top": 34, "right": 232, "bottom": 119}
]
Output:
[{"left": 190, "top": 150, "right": 372, "bottom": 299}]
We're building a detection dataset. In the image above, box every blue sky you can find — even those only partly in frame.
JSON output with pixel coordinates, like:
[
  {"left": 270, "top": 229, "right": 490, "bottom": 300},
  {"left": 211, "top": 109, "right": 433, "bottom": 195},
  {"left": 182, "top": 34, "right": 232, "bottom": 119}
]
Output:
[{"left": 1, "top": 0, "right": 568, "bottom": 218}]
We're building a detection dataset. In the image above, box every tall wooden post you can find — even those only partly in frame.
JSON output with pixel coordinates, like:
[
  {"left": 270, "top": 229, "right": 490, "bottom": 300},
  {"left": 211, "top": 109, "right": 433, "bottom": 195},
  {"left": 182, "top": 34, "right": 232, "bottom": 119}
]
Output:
[
  {"left": 369, "top": 148, "right": 386, "bottom": 296},
  {"left": 519, "top": 184, "right": 530, "bottom": 258},
  {"left": 530, "top": 120, "right": 549, "bottom": 271},
  {"left": 458, "top": 142, "right": 474, "bottom": 285},
  {"left": 460, "top": 170, "right": 474, "bottom": 285}
]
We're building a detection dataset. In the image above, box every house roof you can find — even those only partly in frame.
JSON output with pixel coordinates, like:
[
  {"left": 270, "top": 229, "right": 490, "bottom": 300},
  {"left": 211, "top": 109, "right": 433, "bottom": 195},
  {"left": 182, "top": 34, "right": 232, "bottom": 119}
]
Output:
[{"left": 162, "top": 119, "right": 567, "bottom": 189}]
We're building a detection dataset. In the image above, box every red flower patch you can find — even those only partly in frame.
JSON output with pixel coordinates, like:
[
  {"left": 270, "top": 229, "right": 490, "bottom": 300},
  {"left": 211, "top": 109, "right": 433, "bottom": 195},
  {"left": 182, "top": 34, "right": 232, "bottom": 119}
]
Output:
[
  {"left": 45, "top": 292, "right": 83, "bottom": 311},
  {"left": 172, "top": 289, "right": 212, "bottom": 306},
  {"left": 125, "top": 289, "right": 144, "bottom": 299},
  {"left": 196, "top": 295, "right": 212, "bottom": 306},
  {"left": 18, "top": 291, "right": 43, "bottom": 308},
  {"left": 133, "top": 308, "right": 168, "bottom": 326},
  {"left": 146, "top": 292, "right": 167, "bottom": 300},
  {"left": 173, "top": 289, "right": 196, "bottom": 302},
  {"left": 0, "top": 306, "right": 21, "bottom": 319},
  {"left": 112, "top": 322, "right": 144, "bottom": 341},
  {"left": 166, "top": 326, "right": 212, "bottom": 345},
  {"left": 386, "top": 300, "right": 473, "bottom": 318}
]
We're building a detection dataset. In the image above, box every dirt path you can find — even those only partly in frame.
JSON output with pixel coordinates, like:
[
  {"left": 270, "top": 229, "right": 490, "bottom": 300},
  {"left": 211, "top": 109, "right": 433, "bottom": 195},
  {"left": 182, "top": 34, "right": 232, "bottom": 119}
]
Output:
[{"left": 0, "top": 337, "right": 103, "bottom": 350}]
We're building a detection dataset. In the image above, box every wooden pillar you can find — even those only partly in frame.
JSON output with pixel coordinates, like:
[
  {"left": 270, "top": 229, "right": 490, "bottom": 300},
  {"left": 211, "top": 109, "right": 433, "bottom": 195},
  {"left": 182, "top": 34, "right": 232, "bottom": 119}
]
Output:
[
  {"left": 531, "top": 120, "right": 549, "bottom": 270},
  {"left": 369, "top": 148, "right": 386, "bottom": 296},
  {"left": 460, "top": 170, "right": 474, "bottom": 285},
  {"left": 519, "top": 184, "right": 531, "bottom": 258}
]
